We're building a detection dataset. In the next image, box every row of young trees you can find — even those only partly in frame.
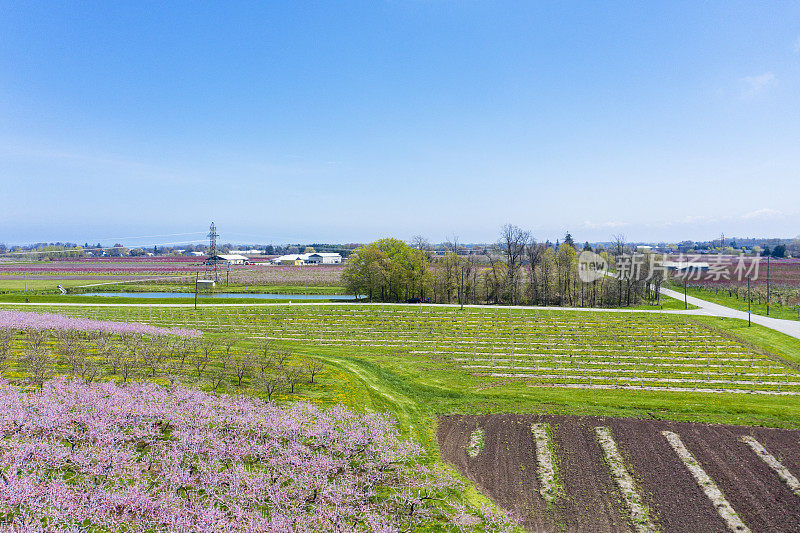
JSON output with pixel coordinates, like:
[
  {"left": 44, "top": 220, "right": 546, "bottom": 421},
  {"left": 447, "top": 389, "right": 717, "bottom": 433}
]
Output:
[
  {"left": 343, "top": 226, "right": 663, "bottom": 307},
  {"left": 0, "top": 328, "right": 323, "bottom": 400}
]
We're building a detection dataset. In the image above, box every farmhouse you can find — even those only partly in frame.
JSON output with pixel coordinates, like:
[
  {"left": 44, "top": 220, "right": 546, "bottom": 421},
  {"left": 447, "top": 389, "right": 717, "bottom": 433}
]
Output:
[
  {"left": 272, "top": 252, "right": 343, "bottom": 265},
  {"left": 663, "top": 260, "right": 710, "bottom": 273},
  {"left": 274, "top": 254, "right": 310, "bottom": 265},
  {"left": 205, "top": 254, "right": 249, "bottom": 266},
  {"left": 306, "top": 252, "right": 342, "bottom": 264}
]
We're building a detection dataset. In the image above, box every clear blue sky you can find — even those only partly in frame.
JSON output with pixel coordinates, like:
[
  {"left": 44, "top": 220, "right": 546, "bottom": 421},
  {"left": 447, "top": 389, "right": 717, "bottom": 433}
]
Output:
[{"left": 1, "top": 1, "right": 799, "bottom": 246}]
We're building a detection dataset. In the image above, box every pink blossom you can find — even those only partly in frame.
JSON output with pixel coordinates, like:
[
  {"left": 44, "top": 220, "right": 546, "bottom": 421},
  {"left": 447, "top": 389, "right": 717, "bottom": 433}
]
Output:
[{"left": 0, "top": 310, "right": 200, "bottom": 337}]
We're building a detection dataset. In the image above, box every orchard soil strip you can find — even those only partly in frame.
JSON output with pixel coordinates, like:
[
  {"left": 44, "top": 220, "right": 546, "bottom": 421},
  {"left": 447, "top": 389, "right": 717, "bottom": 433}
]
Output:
[
  {"left": 662, "top": 431, "right": 750, "bottom": 533},
  {"left": 595, "top": 426, "right": 658, "bottom": 533},
  {"left": 740, "top": 435, "right": 800, "bottom": 497},
  {"left": 531, "top": 423, "right": 562, "bottom": 503}
]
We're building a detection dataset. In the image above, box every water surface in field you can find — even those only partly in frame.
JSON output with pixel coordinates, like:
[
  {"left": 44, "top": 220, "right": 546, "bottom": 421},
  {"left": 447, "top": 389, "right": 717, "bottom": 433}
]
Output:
[{"left": 82, "top": 292, "right": 359, "bottom": 300}]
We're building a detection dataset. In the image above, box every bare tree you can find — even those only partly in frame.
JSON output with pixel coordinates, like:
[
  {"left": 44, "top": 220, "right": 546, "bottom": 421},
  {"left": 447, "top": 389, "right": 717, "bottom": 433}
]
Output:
[
  {"left": 141, "top": 336, "right": 168, "bottom": 378},
  {"left": 304, "top": 358, "right": 324, "bottom": 383},
  {"left": 92, "top": 332, "right": 115, "bottom": 371},
  {"left": 25, "top": 329, "right": 48, "bottom": 353},
  {"left": 191, "top": 340, "right": 215, "bottom": 377},
  {"left": 23, "top": 342, "right": 53, "bottom": 388},
  {"left": 56, "top": 330, "right": 84, "bottom": 377},
  {"left": 256, "top": 371, "right": 282, "bottom": 402},
  {"left": 164, "top": 356, "right": 185, "bottom": 387},
  {"left": 499, "top": 224, "right": 530, "bottom": 305},
  {"left": 207, "top": 361, "right": 227, "bottom": 392},
  {"left": 526, "top": 240, "right": 544, "bottom": 304},
  {"left": 611, "top": 234, "right": 626, "bottom": 307},
  {"left": 75, "top": 355, "right": 100, "bottom": 383},
  {"left": 282, "top": 365, "right": 304, "bottom": 393},
  {"left": 119, "top": 333, "right": 144, "bottom": 384},
  {"left": 454, "top": 253, "right": 476, "bottom": 309},
  {"left": 257, "top": 342, "right": 276, "bottom": 374},
  {"left": 232, "top": 353, "right": 253, "bottom": 387},
  {"left": 0, "top": 329, "right": 14, "bottom": 369},
  {"left": 274, "top": 348, "right": 291, "bottom": 369}
]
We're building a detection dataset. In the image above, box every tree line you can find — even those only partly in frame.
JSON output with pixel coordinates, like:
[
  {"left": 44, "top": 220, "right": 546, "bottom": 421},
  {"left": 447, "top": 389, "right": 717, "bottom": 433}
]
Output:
[{"left": 343, "top": 226, "right": 664, "bottom": 308}]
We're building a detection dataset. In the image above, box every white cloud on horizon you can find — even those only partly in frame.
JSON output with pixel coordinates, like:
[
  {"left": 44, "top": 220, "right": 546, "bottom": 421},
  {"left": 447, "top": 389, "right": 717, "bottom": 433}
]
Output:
[
  {"left": 580, "top": 220, "right": 627, "bottom": 230},
  {"left": 741, "top": 208, "right": 783, "bottom": 220},
  {"left": 740, "top": 72, "right": 777, "bottom": 98}
]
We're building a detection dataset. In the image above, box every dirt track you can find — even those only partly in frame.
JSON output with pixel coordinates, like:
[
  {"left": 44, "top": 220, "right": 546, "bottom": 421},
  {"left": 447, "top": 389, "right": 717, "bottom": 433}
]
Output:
[{"left": 438, "top": 414, "right": 800, "bottom": 532}]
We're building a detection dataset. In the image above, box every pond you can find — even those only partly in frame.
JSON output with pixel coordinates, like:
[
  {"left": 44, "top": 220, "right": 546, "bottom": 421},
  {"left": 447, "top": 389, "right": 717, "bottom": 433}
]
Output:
[{"left": 81, "top": 292, "right": 360, "bottom": 300}]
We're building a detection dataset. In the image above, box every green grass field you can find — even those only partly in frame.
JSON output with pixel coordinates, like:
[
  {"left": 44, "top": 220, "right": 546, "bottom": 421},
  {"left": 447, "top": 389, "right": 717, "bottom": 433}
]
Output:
[
  {"left": 4, "top": 302, "right": 800, "bottom": 456},
  {"left": 0, "top": 278, "right": 136, "bottom": 292},
  {"left": 73, "top": 283, "right": 349, "bottom": 295}
]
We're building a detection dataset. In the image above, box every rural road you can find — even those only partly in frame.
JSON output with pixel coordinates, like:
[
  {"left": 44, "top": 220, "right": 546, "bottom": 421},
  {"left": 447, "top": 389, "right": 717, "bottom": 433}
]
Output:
[
  {"left": 660, "top": 287, "right": 800, "bottom": 340},
  {"left": 4, "top": 290, "right": 800, "bottom": 341}
]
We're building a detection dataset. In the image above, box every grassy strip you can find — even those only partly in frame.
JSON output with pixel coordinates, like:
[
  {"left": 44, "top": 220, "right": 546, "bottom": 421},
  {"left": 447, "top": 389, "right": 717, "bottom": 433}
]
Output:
[
  {"left": 75, "top": 284, "right": 348, "bottom": 295},
  {"left": 663, "top": 430, "right": 751, "bottom": 532},
  {"left": 690, "top": 315, "right": 800, "bottom": 367},
  {"left": 595, "top": 426, "right": 658, "bottom": 532},
  {"left": 669, "top": 283, "right": 800, "bottom": 321}
]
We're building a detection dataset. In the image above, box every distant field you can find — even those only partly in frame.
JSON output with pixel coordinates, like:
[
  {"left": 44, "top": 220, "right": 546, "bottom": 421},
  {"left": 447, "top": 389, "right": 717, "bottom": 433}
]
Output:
[
  {"left": 0, "top": 259, "right": 346, "bottom": 294},
  {"left": 669, "top": 256, "right": 800, "bottom": 320}
]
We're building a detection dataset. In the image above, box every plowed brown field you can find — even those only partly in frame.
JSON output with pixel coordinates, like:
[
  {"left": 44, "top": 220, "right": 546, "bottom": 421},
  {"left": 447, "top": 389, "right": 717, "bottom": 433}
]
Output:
[{"left": 438, "top": 414, "right": 800, "bottom": 532}]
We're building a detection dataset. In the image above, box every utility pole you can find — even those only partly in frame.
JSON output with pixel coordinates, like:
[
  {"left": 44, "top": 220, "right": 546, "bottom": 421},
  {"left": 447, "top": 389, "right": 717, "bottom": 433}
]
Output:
[
  {"left": 747, "top": 276, "right": 751, "bottom": 326},
  {"left": 194, "top": 271, "right": 199, "bottom": 310},
  {"left": 226, "top": 266, "right": 230, "bottom": 289},
  {"left": 684, "top": 276, "right": 688, "bottom": 310},
  {"left": 766, "top": 254, "right": 770, "bottom": 316}
]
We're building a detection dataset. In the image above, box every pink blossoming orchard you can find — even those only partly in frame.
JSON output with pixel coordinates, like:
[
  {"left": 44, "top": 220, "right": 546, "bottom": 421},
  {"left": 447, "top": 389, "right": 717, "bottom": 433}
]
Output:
[
  {"left": 0, "top": 378, "right": 507, "bottom": 532},
  {"left": 0, "top": 309, "right": 512, "bottom": 531}
]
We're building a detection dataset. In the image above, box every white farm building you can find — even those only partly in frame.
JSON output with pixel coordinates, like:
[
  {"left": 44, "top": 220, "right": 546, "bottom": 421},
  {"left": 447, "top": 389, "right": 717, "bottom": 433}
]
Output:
[
  {"left": 273, "top": 252, "right": 342, "bottom": 265},
  {"left": 206, "top": 254, "right": 249, "bottom": 266},
  {"left": 306, "top": 253, "right": 342, "bottom": 264}
]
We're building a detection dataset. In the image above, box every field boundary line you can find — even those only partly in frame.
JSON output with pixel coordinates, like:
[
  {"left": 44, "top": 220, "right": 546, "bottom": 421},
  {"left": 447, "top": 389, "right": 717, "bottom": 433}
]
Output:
[
  {"left": 595, "top": 426, "right": 657, "bottom": 532},
  {"left": 531, "top": 423, "right": 563, "bottom": 503},
  {"left": 662, "top": 430, "right": 750, "bottom": 533},
  {"left": 740, "top": 435, "right": 800, "bottom": 497}
]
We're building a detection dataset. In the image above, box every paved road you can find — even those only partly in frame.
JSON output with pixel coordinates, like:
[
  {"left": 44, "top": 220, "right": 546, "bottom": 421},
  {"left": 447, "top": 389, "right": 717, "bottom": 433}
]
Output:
[
  {"left": 660, "top": 287, "right": 800, "bottom": 340},
  {"left": 0, "top": 299, "right": 705, "bottom": 313}
]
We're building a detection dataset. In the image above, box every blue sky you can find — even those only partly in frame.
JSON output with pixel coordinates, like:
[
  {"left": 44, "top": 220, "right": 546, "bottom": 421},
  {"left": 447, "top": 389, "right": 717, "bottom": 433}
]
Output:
[{"left": 1, "top": 1, "right": 799, "bottom": 246}]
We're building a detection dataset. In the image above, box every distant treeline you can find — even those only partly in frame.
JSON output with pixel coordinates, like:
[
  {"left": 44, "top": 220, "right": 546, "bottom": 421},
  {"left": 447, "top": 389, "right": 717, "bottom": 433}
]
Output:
[{"left": 343, "top": 226, "right": 664, "bottom": 308}]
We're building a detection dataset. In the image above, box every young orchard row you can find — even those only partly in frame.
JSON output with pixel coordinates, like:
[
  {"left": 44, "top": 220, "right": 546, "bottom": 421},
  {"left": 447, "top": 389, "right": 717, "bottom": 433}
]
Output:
[
  {"left": 14, "top": 305, "right": 796, "bottom": 395},
  {"left": 0, "top": 327, "right": 322, "bottom": 400}
]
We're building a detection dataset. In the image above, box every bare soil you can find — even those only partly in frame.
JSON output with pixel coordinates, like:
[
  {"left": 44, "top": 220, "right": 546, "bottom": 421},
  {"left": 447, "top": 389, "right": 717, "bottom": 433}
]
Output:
[{"left": 438, "top": 414, "right": 800, "bottom": 532}]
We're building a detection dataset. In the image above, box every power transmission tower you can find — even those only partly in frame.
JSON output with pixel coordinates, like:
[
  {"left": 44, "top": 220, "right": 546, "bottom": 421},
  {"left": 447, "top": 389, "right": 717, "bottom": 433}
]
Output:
[{"left": 208, "top": 222, "right": 219, "bottom": 281}]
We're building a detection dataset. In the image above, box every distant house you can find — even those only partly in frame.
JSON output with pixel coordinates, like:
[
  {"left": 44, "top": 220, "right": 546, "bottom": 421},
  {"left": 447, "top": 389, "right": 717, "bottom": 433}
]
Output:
[
  {"left": 272, "top": 252, "right": 342, "bottom": 265},
  {"left": 663, "top": 261, "right": 710, "bottom": 273},
  {"left": 306, "top": 252, "right": 342, "bottom": 264},
  {"left": 206, "top": 254, "right": 249, "bottom": 266},
  {"left": 274, "top": 254, "right": 310, "bottom": 265},
  {"left": 190, "top": 251, "right": 205, "bottom": 257},
  {"left": 230, "top": 249, "right": 265, "bottom": 255}
]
